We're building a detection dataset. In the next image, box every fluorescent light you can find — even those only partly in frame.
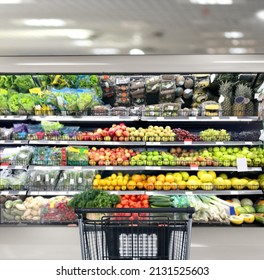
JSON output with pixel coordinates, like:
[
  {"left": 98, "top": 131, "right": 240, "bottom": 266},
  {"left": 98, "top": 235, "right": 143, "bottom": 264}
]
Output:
[
  {"left": 189, "top": 0, "right": 233, "bottom": 5},
  {"left": 129, "top": 48, "right": 145, "bottom": 55},
  {"left": 228, "top": 48, "right": 247, "bottom": 54},
  {"left": 256, "top": 10, "right": 264, "bottom": 21},
  {"left": 73, "top": 40, "right": 93, "bottom": 47},
  {"left": 224, "top": 31, "right": 244, "bottom": 39},
  {"left": 22, "top": 19, "right": 66, "bottom": 27},
  {"left": 67, "top": 30, "right": 94, "bottom": 39},
  {"left": 91, "top": 48, "right": 120, "bottom": 55},
  {"left": 17, "top": 63, "right": 110, "bottom": 66},
  {"left": 214, "top": 61, "right": 264, "bottom": 64},
  {"left": 0, "top": 0, "right": 22, "bottom": 3}
]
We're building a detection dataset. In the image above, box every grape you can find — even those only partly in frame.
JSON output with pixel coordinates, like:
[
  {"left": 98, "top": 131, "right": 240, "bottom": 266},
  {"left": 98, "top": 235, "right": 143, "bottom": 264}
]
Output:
[
  {"left": 200, "top": 129, "right": 230, "bottom": 142},
  {"left": 173, "top": 128, "right": 201, "bottom": 141}
]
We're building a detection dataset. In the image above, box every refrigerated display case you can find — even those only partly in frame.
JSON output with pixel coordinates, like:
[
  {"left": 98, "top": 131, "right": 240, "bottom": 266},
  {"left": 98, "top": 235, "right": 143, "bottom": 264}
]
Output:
[{"left": 0, "top": 54, "right": 264, "bottom": 259}]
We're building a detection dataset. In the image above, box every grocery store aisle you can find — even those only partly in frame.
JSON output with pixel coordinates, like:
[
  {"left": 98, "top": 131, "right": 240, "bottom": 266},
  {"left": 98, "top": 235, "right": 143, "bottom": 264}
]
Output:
[{"left": 0, "top": 227, "right": 263, "bottom": 260}]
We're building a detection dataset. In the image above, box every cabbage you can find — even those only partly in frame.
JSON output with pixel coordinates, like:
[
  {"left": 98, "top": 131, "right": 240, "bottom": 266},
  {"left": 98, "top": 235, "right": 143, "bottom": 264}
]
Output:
[{"left": 240, "top": 198, "right": 253, "bottom": 207}]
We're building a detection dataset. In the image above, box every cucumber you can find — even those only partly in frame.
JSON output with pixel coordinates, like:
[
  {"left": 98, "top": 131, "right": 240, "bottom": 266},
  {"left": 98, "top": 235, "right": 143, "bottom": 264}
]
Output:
[
  {"left": 151, "top": 201, "right": 173, "bottom": 207},
  {"left": 150, "top": 195, "right": 172, "bottom": 200}
]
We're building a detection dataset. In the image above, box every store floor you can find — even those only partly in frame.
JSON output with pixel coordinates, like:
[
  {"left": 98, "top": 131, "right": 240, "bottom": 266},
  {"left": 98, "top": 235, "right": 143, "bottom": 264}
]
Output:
[{"left": 0, "top": 227, "right": 263, "bottom": 260}]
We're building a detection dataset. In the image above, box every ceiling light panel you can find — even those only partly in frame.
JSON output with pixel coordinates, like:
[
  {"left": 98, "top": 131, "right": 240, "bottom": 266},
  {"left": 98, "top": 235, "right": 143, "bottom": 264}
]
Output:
[
  {"left": 22, "top": 18, "right": 66, "bottom": 27},
  {"left": 224, "top": 31, "right": 244, "bottom": 39},
  {"left": 189, "top": 0, "right": 233, "bottom": 4}
]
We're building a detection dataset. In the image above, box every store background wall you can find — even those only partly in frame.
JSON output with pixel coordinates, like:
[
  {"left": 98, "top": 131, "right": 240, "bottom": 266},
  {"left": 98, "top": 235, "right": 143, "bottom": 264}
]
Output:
[{"left": 0, "top": 0, "right": 264, "bottom": 56}]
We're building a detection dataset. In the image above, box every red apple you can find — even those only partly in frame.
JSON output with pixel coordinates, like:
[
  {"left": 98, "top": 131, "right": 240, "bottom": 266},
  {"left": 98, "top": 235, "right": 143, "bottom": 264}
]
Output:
[
  {"left": 98, "top": 160, "right": 105, "bottom": 166},
  {"left": 115, "top": 129, "right": 123, "bottom": 137},
  {"left": 119, "top": 136, "right": 124, "bottom": 141}
]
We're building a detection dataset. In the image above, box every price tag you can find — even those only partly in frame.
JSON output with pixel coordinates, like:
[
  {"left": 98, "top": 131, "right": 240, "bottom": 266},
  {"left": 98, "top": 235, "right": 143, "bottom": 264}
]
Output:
[
  {"left": 154, "top": 142, "right": 161, "bottom": 145},
  {"left": 216, "top": 142, "right": 224, "bottom": 145},
  {"left": 237, "top": 158, "right": 248, "bottom": 172},
  {"left": 185, "top": 191, "right": 193, "bottom": 195},
  {"left": 152, "top": 166, "right": 161, "bottom": 170},
  {"left": 60, "top": 141, "right": 68, "bottom": 144},
  {"left": 157, "top": 117, "right": 164, "bottom": 121},
  {"left": 0, "top": 140, "right": 5, "bottom": 144},
  {"left": 1, "top": 191, "right": 9, "bottom": 195},
  {"left": 229, "top": 116, "right": 237, "bottom": 120},
  {"left": 230, "top": 191, "right": 239, "bottom": 195},
  {"left": 245, "top": 141, "right": 253, "bottom": 145},
  {"left": 49, "top": 141, "right": 56, "bottom": 144},
  {"left": 13, "top": 140, "right": 22, "bottom": 144},
  {"left": 1, "top": 165, "right": 8, "bottom": 169},
  {"left": 105, "top": 166, "right": 113, "bottom": 170},
  {"left": 74, "top": 166, "right": 82, "bottom": 170},
  {"left": 190, "top": 165, "right": 199, "bottom": 170},
  {"left": 184, "top": 140, "right": 192, "bottom": 145},
  {"left": 212, "top": 116, "right": 220, "bottom": 120},
  {"left": 189, "top": 117, "right": 197, "bottom": 120},
  {"left": 14, "top": 166, "right": 23, "bottom": 169},
  {"left": 18, "top": 191, "right": 26, "bottom": 195},
  {"left": 33, "top": 166, "right": 43, "bottom": 170}
]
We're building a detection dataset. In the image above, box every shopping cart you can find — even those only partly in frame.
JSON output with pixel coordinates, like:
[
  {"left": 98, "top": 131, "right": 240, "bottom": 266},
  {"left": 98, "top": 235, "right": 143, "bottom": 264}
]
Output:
[{"left": 76, "top": 207, "right": 195, "bottom": 260}]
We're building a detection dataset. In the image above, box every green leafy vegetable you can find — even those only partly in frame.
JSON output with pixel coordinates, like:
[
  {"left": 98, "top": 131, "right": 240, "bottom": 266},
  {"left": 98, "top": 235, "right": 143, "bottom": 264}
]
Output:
[
  {"left": 8, "top": 94, "right": 21, "bottom": 113},
  {"left": 19, "top": 93, "right": 35, "bottom": 113},
  {"left": 14, "top": 75, "right": 35, "bottom": 92}
]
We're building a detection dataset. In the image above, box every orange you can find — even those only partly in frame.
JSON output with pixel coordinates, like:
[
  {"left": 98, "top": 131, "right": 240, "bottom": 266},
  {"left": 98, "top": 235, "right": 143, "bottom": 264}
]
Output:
[
  {"left": 127, "top": 180, "right": 136, "bottom": 190},
  {"left": 136, "top": 182, "right": 144, "bottom": 189},
  {"left": 147, "top": 176, "right": 156, "bottom": 184},
  {"left": 165, "top": 175, "right": 174, "bottom": 183},
  {"left": 114, "top": 186, "right": 121, "bottom": 190},
  {"left": 144, "top": 182, "right": 155, "bottom": 191},
  {"left": 157, "top": 175, "right": 165, "bottom": 183},
  {"left": 154, "top": 181, "right": 163, "bottom": 190},
  {"left": 132, "top": 174, "right": 142, "bottom": 183},
  {"left": 141, "top": 174, "right": 147, "bottom": 180},
  {"left": 178, "top": 181, "right": 187, "bottom": 190},
  {"left": 170, "top": 182, "right": 178, "bottom": 190},
  {"left": 163, "top": 182, "right": 171, "bottom": 191}
]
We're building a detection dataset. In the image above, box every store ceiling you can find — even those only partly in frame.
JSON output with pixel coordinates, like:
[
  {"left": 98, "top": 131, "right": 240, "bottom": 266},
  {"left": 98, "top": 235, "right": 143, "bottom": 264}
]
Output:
[{"left": 0, "top": 0, "right": 263, "bottom": 55}]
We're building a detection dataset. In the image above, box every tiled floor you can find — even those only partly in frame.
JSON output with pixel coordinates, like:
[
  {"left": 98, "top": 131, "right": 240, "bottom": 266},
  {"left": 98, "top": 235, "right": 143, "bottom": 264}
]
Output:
[{"left": 0, "top": 227, "right": 263, "bottom": 260}]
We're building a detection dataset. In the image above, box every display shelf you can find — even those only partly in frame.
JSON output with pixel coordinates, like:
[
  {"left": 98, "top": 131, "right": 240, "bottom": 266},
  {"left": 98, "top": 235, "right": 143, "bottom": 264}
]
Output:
[
  {"left": 0, "top": 115, "right": 28, "bottom": 121},
  {"left": 0, "top": 140, "right": 29, "bottom": 145},
  {"left": 30, "top": 115, "right": 139, "bottom": 122},
  {"left": 29, "top": 140, "right": 145, "bottom": 146},
  {"left": 141, "top": 116, "right": 260, "bottom": 122},
  {"left": 146, "top": 141, "right": 262, "bottom": 146},
  {"left": 0, "top": 190, "right": 27, "bottom": 195},
  {"left": 144, "top": 166, "right": 262, "bottom": 172},
  {"left": 28, "top": 165, "right": 145, "bottom": 171}
]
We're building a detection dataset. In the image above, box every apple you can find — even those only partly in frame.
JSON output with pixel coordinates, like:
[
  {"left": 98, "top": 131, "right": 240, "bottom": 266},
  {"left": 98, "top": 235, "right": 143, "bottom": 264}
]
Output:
[
  {"left": 119, "top": 136, "right": 124, "bottom": 141},
  {"left": 115, "top": 129, "right": 123, "bottom": 137},
  {"left": 123, "top": 131, "right": 129, "bottom": 137}
]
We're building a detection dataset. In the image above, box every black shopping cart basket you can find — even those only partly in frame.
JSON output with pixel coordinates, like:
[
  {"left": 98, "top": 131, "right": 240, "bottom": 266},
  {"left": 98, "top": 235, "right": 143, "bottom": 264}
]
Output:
[{"left": 75, "top": 207, "right": 195, "bottom": 260}]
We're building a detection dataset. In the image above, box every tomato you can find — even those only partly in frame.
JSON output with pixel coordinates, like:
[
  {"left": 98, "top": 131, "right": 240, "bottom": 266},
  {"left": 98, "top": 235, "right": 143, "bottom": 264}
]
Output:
[
  {"left": 141, "top": 199, "right": 149, "bottom": 205},
  {"left": 116, "top": 203, "right": 123, "bottom": 208},
  {"left": 123, "top": 205, "right": 129, "bottom": 208},
  {"left": 121, "top": 199, "right": 129, "bottom": 206},
  {"left": 130, "top": 195, "right": 137, "bottom": 202},
  {"left": 142, "top": 194, "right": 149, "bottom": 200},
  {"left": 124, "top": 194, "right": 130, "bottom": 199}
]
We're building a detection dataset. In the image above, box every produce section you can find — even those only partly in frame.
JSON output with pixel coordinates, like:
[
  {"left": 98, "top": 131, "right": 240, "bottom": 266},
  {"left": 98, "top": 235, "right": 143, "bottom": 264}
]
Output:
[{"left": 1, "top": 55, "right": 264, "bottom": 229}]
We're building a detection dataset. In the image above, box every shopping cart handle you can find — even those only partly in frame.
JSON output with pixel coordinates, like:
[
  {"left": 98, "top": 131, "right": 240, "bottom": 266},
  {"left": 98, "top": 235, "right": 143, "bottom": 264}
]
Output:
[{"left": 75, "top": 207, "right": 195, "bottom": 215}]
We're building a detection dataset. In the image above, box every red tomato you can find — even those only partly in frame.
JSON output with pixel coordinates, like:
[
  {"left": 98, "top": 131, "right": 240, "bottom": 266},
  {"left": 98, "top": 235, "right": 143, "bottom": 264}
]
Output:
[
  {"left": 123, "top": 205, "right": 129, "bottom": 208},
  {"left": 116, "top": 203, "right": 123, "bottom": 208},
  {"left": 121, "top": 199, "right": 129, "bottom": 206},
  {"left": 130, "top": 195, "right": 137, "bottom": 202},
  {"left": 142, "top": 194, "right": 149, "bottom": 200}
]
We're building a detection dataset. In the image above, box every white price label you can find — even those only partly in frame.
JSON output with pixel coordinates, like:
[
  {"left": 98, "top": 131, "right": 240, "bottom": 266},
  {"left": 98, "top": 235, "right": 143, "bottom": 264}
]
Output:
[
  {"left": 212, "top": 116, "right": 220, "bottom": 120},
  {"left": 74, "top": 166, "right": 82, "bottom": 170},
  {"left": 245, "top": 141, "right": 253, "bottom": 145},
  {"left": 13, "top": 140, "right": 22, "bottom": 144},
  {"left": 33, "top": 166, "right": 42, "bottom": 170},
  {"left": 36, "top": 175, "right": 41, "bottom": 181},
  {"left": 154, "top": 142, "right": 161, "bottom": 145},
  {"left": 60, "top": 141, "right": 68, "bottom": 144},
  {"left": 49, "top": 141, "right": 56, "bottom": 144},
  {"left": 229, "top": 116, "right": 238, "bottom": 120},
  {"left": 216, "top": 142, "right": 224, "bottom": 145},
  {"left": 152, "top": 166, "right": 161, "bottom": 170},
  {"left": 1, "top": 191, "right": 9, "bottom": 195},
  {"left": 189, "top": 117, "right": 197, "bottom": 120},
  {"left": 185, "top": 191, "right": 193, "bottom": 195},
  {"left": 70, "top": 179, "right": 74, "bottom": 185},
  {"left": 14, "top": 166, "right": 23, "bottom": 169},
  {"left": 156, "top": 117, "right": 164, "bottom": 121},
  {"left": 105, "top": 166, "right": 113, "bottom": 170},
  {"left": 0, "top": 140, "right": 5, "bottom": 144},
  {"left": 78, "top": 178, "right": 83, "bottom": 183},
  {"left": 184, "top": 140, "right": 192, "bottom": 145},
  {"left": 237, "top": 158, "right": 248, "bottom": 172},
  {"left": 230, "top": 191, "right": 239, "bottom": 195},
  {"left": 1, "top": 166, "right": 8, "bottom": 169}
]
